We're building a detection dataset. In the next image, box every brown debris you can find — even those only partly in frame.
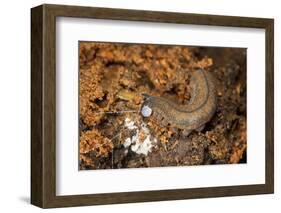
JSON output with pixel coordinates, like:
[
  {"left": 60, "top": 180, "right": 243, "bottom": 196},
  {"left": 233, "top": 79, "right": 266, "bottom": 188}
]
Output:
[
  {"left": 80, "top": 129, "right": 113, "bottom": 157},
  {"left": 79, "top": 42, "right": 247, "bottom": 169}
]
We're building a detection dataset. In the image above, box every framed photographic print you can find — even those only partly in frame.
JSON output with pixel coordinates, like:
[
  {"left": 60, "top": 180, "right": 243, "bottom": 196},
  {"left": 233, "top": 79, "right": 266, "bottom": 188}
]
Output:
[{"left": 31, "top": 4, "right": 274, "bottom": 208}]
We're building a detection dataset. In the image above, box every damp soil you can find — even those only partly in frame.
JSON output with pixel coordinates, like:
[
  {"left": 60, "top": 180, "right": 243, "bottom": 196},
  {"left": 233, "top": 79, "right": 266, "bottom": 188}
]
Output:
[{"left": 79, "top": 42, "right": 247, "bottom": 170}]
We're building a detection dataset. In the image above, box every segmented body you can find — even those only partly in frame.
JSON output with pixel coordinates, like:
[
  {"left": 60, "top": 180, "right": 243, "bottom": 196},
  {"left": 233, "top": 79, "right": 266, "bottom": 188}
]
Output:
[{"left": 141, "top": 69, "right": 217, "bottom": 135}]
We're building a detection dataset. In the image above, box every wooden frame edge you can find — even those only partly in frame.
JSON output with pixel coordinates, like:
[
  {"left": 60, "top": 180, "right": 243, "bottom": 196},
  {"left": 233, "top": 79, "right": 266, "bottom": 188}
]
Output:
[
  {"left": 265, "top": 18, "right": 274, "bottom": 194},
  {"left": 31, "top": 5, "right": 44, "bottom": 207}
]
